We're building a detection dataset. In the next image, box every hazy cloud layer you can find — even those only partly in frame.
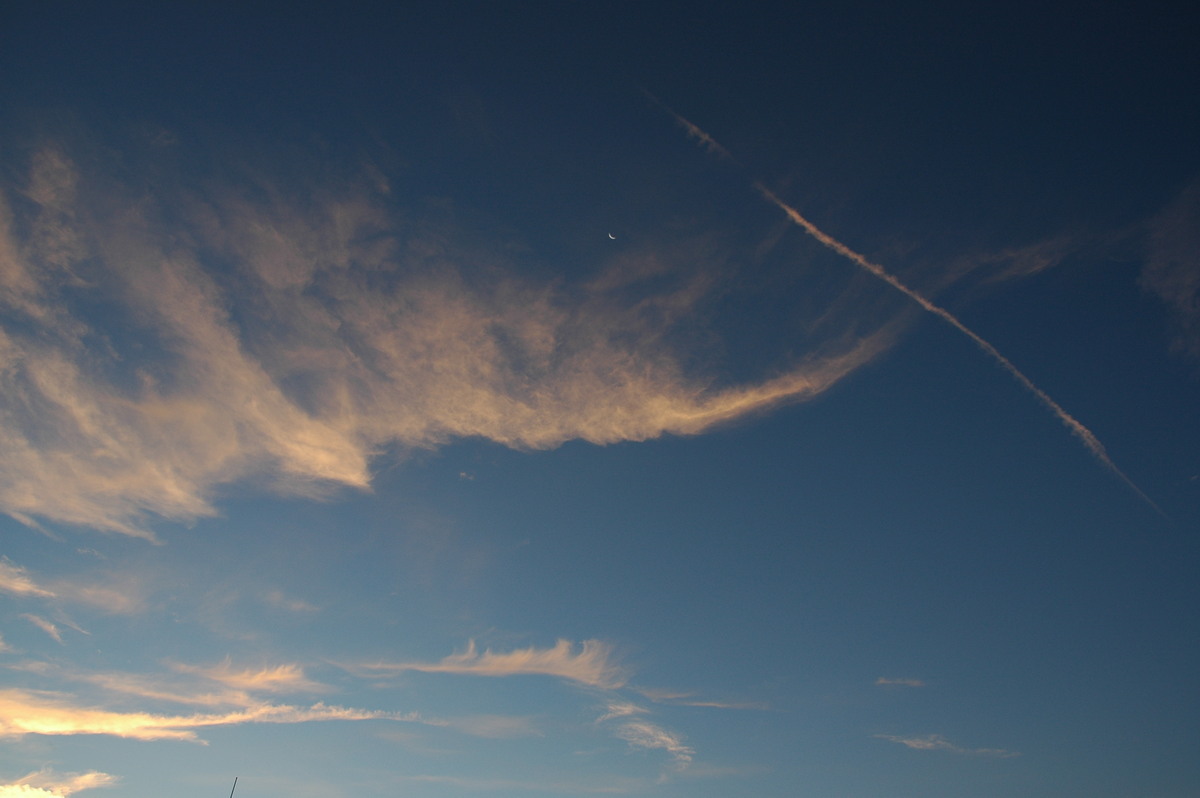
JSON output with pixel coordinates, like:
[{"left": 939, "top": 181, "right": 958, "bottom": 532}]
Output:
[{"left": 0, "top": 141, "right": 895, "bottom": 538}]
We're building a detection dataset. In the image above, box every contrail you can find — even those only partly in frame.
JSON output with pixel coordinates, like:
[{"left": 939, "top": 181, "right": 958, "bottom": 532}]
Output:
[
  {"left": 642, "top": 90, "right": 734, "bottom": 161},
  {"left": 659, "top": 105, "right": 1165, "bottom": 517}
]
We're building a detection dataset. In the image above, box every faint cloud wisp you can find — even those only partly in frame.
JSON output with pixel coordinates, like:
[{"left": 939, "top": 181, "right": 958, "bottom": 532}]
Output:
[{"left": 876, "top": 733, "right": 1019, "bottom": 758}]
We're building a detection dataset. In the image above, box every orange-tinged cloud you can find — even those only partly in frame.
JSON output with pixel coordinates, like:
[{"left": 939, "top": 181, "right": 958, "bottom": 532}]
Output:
[
  {"left": 0, "top": 143, "right": 900, "bottom": 537},
  {"left": 0, "top": 688, "right": 421, "bottom": 742},
  {"left": 1, "top": 769, "right": 117, "bottom": 798}
]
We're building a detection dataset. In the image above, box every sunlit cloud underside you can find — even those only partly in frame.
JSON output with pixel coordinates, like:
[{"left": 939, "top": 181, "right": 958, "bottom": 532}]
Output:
[{"left": 0, "top": 144, "right": 896, "bottom": 539}]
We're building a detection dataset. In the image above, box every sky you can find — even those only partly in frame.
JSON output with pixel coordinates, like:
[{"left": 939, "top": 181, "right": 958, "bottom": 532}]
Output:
[{"left": 1, "top": 2, "right": 1198, "bottom": 797}]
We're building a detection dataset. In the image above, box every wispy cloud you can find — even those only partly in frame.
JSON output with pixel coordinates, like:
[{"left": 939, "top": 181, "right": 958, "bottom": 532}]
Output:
[
  {"left": 170, "top": 658, "right": 328, "bottom": 695},
  {"left": 613, "top": 720, "right": 694, "bottom": 769},
  {"left": 636, "top": 688, "right": 769, "bottom": 709},
  {"left": 0, "top": 559, "right": 142, "bottom": 615},
  {"left": 0, "top": 688, "right": 423, "bottom": 742},
  {"left": 23, "top": 659, "right": 329, "bottom": 708},
  {"left": 641, "top": 90, "right": 733, "bottom": 161},
  {"left": 354, "top": 639, "right": 627, "bottom": 689},
  {"left": 0, "top": 141, "right": 894, "bottom": 538},
  {"left": 20, "top": 615, "right": 63, "bottom": 644},
  {"left": 0, "top": 769, "right": 117, "bottom": 798},
  {"left": 876, "top": 733, "right": 1019, "bottom": 758},
  {"left": 440, "top": 714, "right": 543, "bottom": 739},
  {"left": 875, "top": 677, "right": 925, "bottom": 687},
  {"left": 594, "top": 700, "right": 694, "bottom": 773},
  {"left": 0, "top": 561, "right": 55, "bottom": 598},
  {"left": 754, "top": 179, "right": 1163, "bottom": 516}
]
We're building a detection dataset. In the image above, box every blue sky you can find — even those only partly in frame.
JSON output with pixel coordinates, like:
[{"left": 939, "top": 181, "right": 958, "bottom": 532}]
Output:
[{"left": 1, "top": 3, "right": 1198, "bottom": 797}]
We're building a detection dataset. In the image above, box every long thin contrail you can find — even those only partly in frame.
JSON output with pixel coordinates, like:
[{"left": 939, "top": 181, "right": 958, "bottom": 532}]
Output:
[{"left": 656, "top": 103, "right": 1164, "bottom": 517}]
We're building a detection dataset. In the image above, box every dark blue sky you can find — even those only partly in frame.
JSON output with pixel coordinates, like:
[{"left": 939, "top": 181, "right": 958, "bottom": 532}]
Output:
[{"left": 1, "top": 3, "right": 1198, "bottom": 797}]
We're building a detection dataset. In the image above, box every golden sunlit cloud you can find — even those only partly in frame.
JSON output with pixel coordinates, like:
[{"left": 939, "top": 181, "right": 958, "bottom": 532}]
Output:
[
  {"left": 0, "top": 769, "right": 117, "bottom": 798},
  {"left": 0, "top": 143, "right": 898, "bottom": 538},
  {"left": 0, "top": 688, "right": 423, "bottom": 742}
]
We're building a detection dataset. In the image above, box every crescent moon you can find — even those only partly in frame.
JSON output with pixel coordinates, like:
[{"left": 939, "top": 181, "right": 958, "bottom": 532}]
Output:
[{"left": 608, "top": 233, "right": 616, "bottom": 240}]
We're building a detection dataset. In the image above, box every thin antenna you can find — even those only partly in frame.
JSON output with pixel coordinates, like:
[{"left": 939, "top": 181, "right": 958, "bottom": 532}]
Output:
[{"left": 229, "top": 777, "right": 238, "bottom": 798}]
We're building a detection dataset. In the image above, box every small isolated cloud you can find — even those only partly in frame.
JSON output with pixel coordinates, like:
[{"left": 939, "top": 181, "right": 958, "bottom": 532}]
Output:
[
  {"left": 355, "top": 639, "right": 627, "bottom": 689},
  {"left": 875, "top": 677, "right": 925, "bottom": 687},
  {"left": 0, "top": 769, "right": 117, "bottom": 798},
  {"left": 0, "top": 688, "right": 422, "bottom": 742},
  {"left": 876, "top": 733, "right": 1019, "bottom": 758},
  {"left": 0, "top": 561, "right": 55, "bottom": 598}
]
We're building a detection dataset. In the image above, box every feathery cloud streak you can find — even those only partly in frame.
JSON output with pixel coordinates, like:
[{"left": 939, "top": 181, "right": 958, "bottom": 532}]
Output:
[
  {"left": 0, "top": 688, "right": 423, "bottom": 742},
  {"left": 876, "top": 733, "right": 1019, "bottom": 758},
  {"left": 354, "top": 639, "right": 627, "bottom": 689},
  {"left": 0, "top": 561, "right": 55, "bottom": 598},
  {"left": 653, "top": 106, "right": 1160, "bottom": 515},
  {"left": 0, "top": 142, "right": 894, "bottom": 537}
]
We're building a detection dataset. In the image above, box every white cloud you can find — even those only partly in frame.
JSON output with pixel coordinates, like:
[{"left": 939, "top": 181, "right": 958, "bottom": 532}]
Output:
[
  {"left": 355, "top": 639, "right": 627, "bottom": 689},
  {"left": 635, "top": 688, "right": 769, "bottom": 709},
  {"left": 875, "top": 677, "right": 925, "bottom": 687},
  {"left": 595, "top": 701, "right": 647, "bottom": 723}
]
